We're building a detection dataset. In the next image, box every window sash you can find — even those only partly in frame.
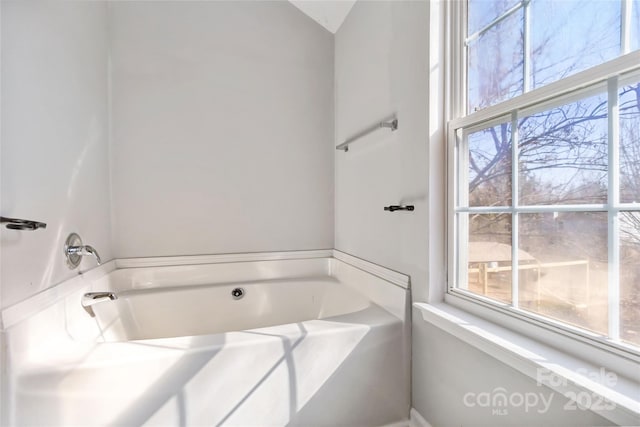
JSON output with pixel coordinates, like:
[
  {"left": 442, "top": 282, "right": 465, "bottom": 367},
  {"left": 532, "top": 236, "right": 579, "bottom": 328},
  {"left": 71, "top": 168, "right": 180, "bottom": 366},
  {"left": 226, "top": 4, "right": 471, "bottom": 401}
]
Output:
[
  {"left": 450, "top": 77, "right": 640, "bottom": 345},
  {"left": 447, "top": 14, "right": 640, "bottom": 348},
  {"left": 464, "top": 0, "right": 637, "bottom": 113},
  {"left": 450, "top": 52, "right": 640, "bottom": 132}
]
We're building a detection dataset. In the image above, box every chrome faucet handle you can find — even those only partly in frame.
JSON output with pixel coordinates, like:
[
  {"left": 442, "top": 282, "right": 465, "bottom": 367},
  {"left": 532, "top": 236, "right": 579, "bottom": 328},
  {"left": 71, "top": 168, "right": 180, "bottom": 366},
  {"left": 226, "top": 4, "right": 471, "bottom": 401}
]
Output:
[
  {"left": 67, "top": 245, "right": 102, "bottom": 265},
  {"left": 64, "top": 233, "right": 101, "bottom": 269},
  {"left": 83, "top": 245, "right": 101, "bottom": 265}
]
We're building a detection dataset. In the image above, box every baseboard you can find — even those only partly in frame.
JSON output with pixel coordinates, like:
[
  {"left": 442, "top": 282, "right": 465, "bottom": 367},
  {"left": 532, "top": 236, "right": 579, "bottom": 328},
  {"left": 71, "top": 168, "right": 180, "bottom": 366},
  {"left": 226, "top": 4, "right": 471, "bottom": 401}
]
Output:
[{"left": 410, "top": 408, "right": 432, "bottom": 427}]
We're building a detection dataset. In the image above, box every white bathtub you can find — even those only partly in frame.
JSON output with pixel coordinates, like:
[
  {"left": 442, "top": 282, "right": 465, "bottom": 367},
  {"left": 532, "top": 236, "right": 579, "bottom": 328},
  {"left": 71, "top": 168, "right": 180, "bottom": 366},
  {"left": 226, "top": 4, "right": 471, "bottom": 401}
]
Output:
[
  {"left": 95, "top": 276, "right": 373, "bottom": 341},
  {"left": 1, "top": 251, "right": 410, "bottom": 427}
]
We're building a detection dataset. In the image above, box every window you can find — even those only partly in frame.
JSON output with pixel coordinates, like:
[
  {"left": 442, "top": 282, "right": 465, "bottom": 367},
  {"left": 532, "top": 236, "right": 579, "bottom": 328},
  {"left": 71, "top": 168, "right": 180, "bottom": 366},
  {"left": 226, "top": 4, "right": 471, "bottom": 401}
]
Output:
[{"left": 448, "top": 0, "right": 640, "bottom": 351}]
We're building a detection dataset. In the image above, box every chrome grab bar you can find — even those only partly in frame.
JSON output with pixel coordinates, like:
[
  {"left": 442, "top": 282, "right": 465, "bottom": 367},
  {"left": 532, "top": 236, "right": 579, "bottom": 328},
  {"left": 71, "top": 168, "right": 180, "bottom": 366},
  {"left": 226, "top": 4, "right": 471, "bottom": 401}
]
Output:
[
  {"left": 82, "top": 292, "right": 117, "bottom": 317},
  {"left": 336, "top": 117, "right": 398, "bottom": 152}
]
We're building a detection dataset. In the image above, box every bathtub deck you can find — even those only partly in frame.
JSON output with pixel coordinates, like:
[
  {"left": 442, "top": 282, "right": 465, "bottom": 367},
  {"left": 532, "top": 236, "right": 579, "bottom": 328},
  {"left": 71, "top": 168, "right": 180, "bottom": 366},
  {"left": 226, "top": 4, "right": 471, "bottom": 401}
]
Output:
[{"left": 13, "top": 305, "right": 408, "bottom": 426}]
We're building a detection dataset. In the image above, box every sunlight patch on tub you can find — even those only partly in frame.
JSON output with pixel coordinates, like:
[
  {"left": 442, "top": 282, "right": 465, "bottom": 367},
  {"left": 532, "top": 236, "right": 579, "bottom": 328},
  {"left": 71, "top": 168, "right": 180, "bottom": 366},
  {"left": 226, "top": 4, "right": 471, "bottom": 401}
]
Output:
[
  {"left": 114, "top": 319, "right": 373, "bottom": 426},
  {"left": 46, "top": 334, "right": 224, "bottom": 426},
  {"left": 213, "top": 320, "right": 371, "bottom": 425},
  {"left": 12, "top": 305, "right": 390, "bottom": 426},
  {"left": 291, "top": 321, "right": 371, "bottom": 413}
]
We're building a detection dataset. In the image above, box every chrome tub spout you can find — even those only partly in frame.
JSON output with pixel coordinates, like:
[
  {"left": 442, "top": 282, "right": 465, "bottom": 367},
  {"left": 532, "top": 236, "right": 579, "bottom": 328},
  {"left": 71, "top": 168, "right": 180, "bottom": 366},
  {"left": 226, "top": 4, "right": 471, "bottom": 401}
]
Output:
[{"left": 82, "top": 292, "right": 117, "bottom": 317}]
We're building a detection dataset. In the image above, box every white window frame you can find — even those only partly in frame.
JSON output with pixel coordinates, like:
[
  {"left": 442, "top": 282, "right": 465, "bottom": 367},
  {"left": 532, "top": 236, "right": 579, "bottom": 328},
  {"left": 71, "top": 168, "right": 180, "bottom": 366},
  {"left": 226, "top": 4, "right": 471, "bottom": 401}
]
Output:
[{"left": 445, "top": 0, "right": 640, "bottom": 374}]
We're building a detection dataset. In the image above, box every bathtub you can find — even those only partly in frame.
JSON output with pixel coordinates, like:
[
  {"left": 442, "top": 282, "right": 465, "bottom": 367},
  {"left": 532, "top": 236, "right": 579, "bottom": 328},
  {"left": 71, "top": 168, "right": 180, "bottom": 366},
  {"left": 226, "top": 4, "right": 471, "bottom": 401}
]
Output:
[
  {"left": 95, "top": 276, "right": 374, "bottom": 341},
  {"left": 1, "top": 251, "right": 410, "bottom": 426}
]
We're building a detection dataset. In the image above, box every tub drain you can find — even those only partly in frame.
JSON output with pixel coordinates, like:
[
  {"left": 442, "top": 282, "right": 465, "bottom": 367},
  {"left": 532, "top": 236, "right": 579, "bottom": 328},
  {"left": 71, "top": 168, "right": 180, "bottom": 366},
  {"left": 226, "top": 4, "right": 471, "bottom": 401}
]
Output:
[{"left": 231, "top": 288, "right": 245, "bottom": 300}]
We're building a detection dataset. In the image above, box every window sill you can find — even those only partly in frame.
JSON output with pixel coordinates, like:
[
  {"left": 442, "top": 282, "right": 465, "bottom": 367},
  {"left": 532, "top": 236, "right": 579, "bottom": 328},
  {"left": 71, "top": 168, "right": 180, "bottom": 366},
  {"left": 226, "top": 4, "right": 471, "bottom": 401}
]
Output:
[{"left": 413, "top": 301, "right": 640, "bottom": 425}]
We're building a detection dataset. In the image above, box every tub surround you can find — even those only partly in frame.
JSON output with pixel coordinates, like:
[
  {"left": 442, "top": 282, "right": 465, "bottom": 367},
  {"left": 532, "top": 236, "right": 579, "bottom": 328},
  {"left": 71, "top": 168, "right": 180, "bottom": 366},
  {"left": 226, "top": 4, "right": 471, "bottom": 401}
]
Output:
[
  {"left": 0, "top": 0, "right": 113, "bottom": 310},
  {"left": 1, "top": 250, "right": 410, "bottom": 426},
  {"left": 109, "top": 1, "right": 335, "bottom": 259},
  {"left": 1, "top": 0, "right": 334, "bottom": 308}
]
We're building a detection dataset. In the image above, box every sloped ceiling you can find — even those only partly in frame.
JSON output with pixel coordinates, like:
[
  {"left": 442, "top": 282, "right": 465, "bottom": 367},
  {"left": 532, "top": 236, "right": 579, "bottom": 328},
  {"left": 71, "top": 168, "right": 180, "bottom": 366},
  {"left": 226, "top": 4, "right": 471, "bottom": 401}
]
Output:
[{"left": 288, "top": 1, "right": 357, "bottom": 34}]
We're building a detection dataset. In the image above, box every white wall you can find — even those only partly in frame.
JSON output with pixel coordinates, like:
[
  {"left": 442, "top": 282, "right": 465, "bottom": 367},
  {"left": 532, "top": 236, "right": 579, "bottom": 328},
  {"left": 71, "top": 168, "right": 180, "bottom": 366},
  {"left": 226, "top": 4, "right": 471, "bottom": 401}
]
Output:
[
  {"left": 334, "top": 0, "right": 431, "bottom": 301},
  {"left": 109, "top": 1, "right": 334, "bottom": 258},
  {"left": 0, "top": 1, "right": 112, "bottom": 310},
  {"left": 1, "top": 1, "right": 334, "bottom": 302},
  {"left": 335, "top": 1, "right": 612, "bottom": 425},
  {"left": 413, "top": 322, "right": 611, "bottom": 426}
]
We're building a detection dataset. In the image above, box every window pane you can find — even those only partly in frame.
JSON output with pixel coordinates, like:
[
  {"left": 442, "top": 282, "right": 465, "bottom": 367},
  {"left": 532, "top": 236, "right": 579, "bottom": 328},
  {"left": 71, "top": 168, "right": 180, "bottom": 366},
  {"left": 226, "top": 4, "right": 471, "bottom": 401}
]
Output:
[
  {"left": 620, "top": 211, "right": 640, "bottom": 346},
  {"left": 620, "top": 80, "right": 640, "bottom": 203},
  {"left": 468, "top": 0, "right": 520, "bottom": 36},
  {"left": 531, "top": 0, "right": 621, "bottom": 89},
  {"left": 518, "top": 93, "right": 608, "bottom": 205},
  {"left": 467, "top": 213, "right": 512, "bottom": 304},
  {"left": 519, "top": 212, "right": 608, "bottom": 336},
  {"left": 468, "top": 9, "right": 523, "bottom": 112},
  {"left": 468, "top": 123, "right": 512, "bottom": 207}
]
